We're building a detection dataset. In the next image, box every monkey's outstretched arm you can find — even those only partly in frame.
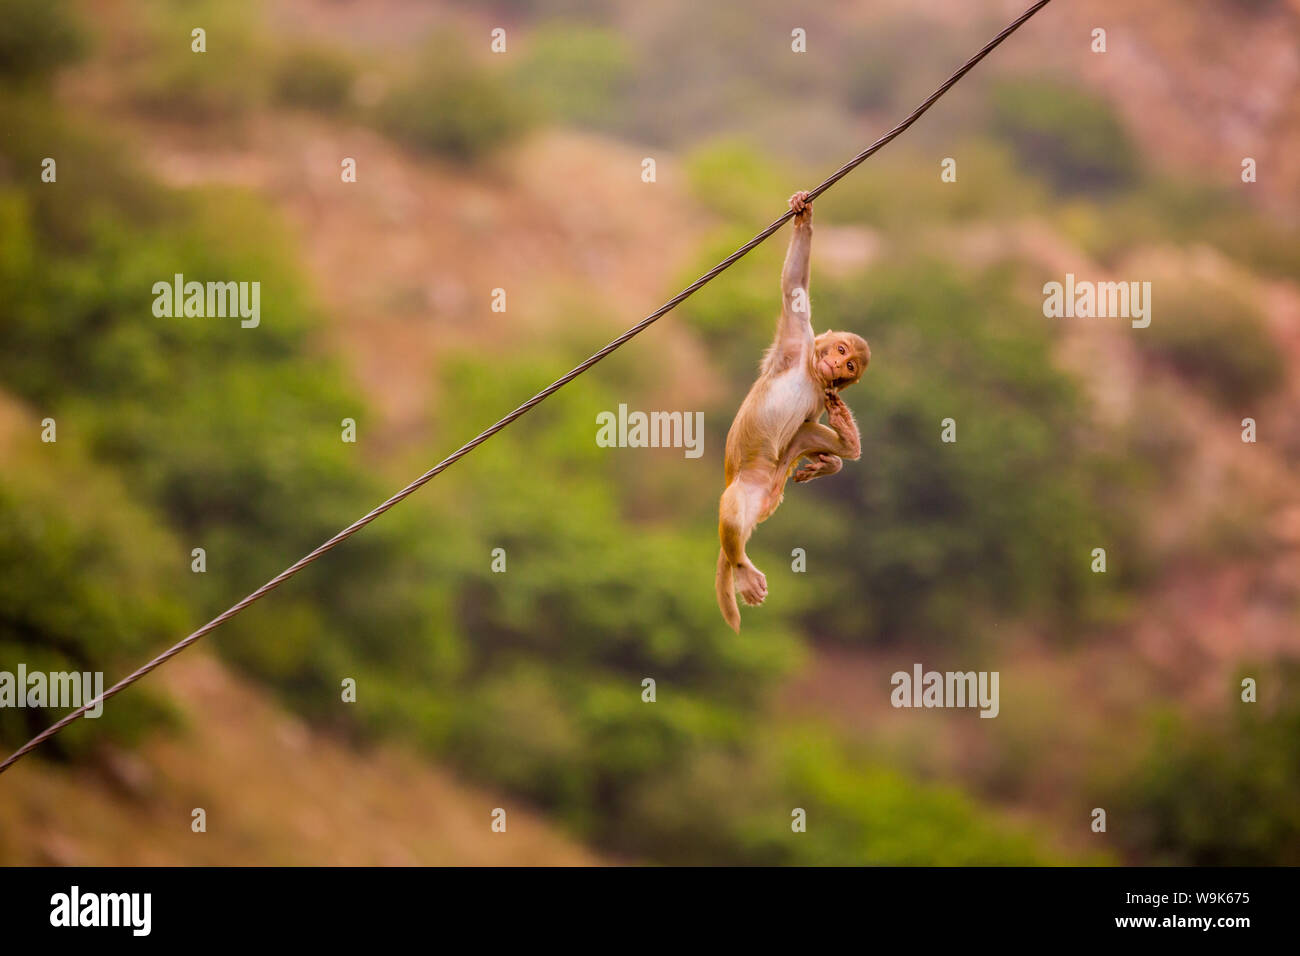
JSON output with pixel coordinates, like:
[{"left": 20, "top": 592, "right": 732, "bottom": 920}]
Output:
[{"left": 775, "top": 193, "right": 814, "bottom": 349}]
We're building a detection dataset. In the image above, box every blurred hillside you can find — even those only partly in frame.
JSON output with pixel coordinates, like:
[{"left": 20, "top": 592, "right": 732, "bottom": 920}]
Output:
[
  {"left": 2, "top": 0, "right": 1298, "bottom": 865},
  {"left": 0, "top": 648, "right": 601, "bottom": 865}
]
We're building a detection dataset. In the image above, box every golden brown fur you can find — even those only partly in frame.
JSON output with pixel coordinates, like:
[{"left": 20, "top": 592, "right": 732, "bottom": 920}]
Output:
[{"left": 716, "top": 191, "right": 869, "bottom": 631}]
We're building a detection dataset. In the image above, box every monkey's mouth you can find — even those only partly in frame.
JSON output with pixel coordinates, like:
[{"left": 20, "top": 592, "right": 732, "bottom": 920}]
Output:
[{"left": 818, "top": 357, "right": 835, "bottom": 382}]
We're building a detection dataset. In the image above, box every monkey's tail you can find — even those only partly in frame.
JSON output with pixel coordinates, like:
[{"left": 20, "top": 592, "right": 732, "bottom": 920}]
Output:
[{"left": 716, "top": 548, "right": 741, "bottom": 632}]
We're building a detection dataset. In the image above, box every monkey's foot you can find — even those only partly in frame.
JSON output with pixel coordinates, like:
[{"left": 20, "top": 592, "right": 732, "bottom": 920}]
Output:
[
  {"left": 736, "top": 563, "right": 768, "bottom": 606},
  {"left": 793, "top": 453, "right": 838, "bottom": 482}
]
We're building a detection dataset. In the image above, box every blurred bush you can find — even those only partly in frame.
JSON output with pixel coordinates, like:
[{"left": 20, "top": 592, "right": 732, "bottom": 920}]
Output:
[
  {"left": 1111, "top": 668, "right": 1300, "bottom": 865},
  {"left": 685, "top": 140, "right": 794, "bottom": 225},
  {"left": 1071, "top": 178, "right": 1300, "bottom": 281},
  {"left": 0, "top": 95, "right": 168, "bottom": 249},
  {"left": 272, "top": 46, "right": 356, "bottom": 114},
  {"left": 990, "top": 79, "right": 1140, "bottom": 195},
  {"left": 124, "top": 0, "right": 270, "bottom": 123},
  {"left": 776, "top": 732, "right": 1055, "bottom": 865},
  {"left": 0, "top": 0, "right": 84, "bottom": 85},
  {"left": 0, "top": 429, "right": 185, "bottom": 758},
  {"left": 1135, "top": 280, "right": 1285, "bottom": 409},
  {"left": 514, "top": 24, "right": 634, "bottom": 129},
  {"left": 835, "top": 15, "right": 969, "bottom": 118},
  {"left": 374, "top": 38, "right": 531, "bottom": 160}
]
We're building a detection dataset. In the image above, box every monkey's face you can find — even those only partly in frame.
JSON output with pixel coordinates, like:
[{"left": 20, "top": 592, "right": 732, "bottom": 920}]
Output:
[{"left": 815, "top": 332, "right": 870, "bottom": 390}]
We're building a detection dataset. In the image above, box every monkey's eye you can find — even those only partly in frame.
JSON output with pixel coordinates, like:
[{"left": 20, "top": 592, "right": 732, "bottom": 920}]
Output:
[
  {"left": 838, "top": 345, "right": 845, "bottom": 354},
  {"left": 847, "top": 361, "right": 855, "bottom": 372}
]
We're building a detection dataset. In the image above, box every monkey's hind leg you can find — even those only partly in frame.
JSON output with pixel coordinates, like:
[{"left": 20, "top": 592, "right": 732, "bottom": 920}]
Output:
[
  {"left": 793, "top": 452, "right": 842, "bottom": 483},
  {"left": 761, "top": 423, "right": 829, "bottom": 514},
  {"left": 718, "top": 478, "right": 768, "bottom": 609}
]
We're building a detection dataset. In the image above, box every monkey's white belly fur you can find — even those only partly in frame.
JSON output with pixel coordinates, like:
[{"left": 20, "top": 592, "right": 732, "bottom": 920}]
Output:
[{"left": 760, "top": 364, "right": 820, "bottom": 451}]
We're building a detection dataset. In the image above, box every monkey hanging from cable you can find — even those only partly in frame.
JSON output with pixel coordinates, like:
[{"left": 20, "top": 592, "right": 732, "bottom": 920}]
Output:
[{"left": 716, "top": 191, "right": 869, "bottom": 632}]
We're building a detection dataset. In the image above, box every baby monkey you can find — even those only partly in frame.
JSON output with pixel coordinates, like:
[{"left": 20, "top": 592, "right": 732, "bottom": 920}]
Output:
[{"left": 716, "top": 190, "right": 870, "bottom": 631}]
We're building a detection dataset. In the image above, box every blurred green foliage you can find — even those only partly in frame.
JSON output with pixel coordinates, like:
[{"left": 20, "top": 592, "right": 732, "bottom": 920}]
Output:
[
  {"left": 686, "top": 140, "right": 793, "bottom": 224},
  {"left": 0, "top": 77, "right": 440, "bottom": 746},
  {"left": 833, "top": 14, "right": 972, "bottom": 119},
  {"left": 990, "top": 79, "right": 1141, "bottom": 195},
  {"left": 1068, "top": 177, "right": 1300, "bottom": 281},
  {"left": 0, "top": 436, "right": 184, "bottom": 757},
  {"left": 1135, "top": 280, "right": 1285, "bottom": 410},
  {"left": 1111, "top": 667, "right": 1300, "bottom": 865},
  {"left": 273, "top": 46, "right": 356, "bottom": 114},
  {"left": 124, "top": 0, "right": 271, "bottom": 122},
  {"left": 777, "top": 732, "right": 1055, "bottom": 865},
  {"left": 0, "top": 0, "right": 84, "bottom": 85},
  {"left": 0, "top": 95, "right": 168, "bottom": 249},
  {"left": 374, "top": 38, "right": 531, "bottom": 160},
  {"left": 514, "top": 24, "right": 634, "bottom": 129}
]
